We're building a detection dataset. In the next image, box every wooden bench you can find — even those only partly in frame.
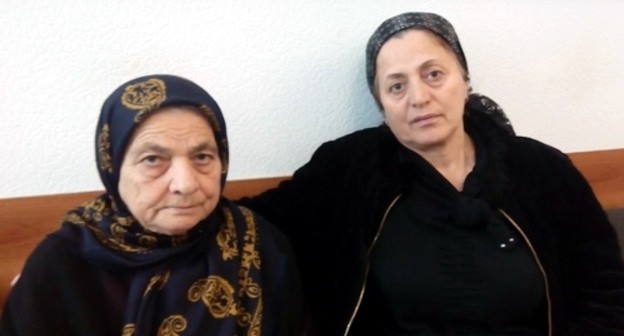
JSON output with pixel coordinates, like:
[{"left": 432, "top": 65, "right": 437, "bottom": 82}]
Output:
[{"left": 1, "top": 148, "right": 624, "bottom": 311}]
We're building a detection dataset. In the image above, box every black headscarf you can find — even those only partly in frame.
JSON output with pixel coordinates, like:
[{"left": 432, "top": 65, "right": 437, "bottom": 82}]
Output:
[
  {"left": 365, "top": 12, "right": 515, "bottom": 136},
  {"left": 54, "top": 75, "right": 267, "bottom": 335}
]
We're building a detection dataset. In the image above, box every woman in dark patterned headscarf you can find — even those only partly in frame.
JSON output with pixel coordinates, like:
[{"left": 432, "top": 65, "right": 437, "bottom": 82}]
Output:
[
  {"left": 239, "top": 12, "right": 624, "bottom": 335},
  {"left": 1, "top": 74, "right": 304, "bottom": 335}
]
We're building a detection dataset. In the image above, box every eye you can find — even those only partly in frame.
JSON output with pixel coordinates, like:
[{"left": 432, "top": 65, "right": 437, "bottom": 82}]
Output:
[
  {"left": 388, "top": 82, "right": 405, "bottom": 95},
  {"left": 425, "top": 70, "right": 444, "bottom": 82},
  {"left": 195, "top": 152, "right": 216, "bottom": 165},
  {"left": 141, "top": 154, "right": 162, "bottom": 166}
]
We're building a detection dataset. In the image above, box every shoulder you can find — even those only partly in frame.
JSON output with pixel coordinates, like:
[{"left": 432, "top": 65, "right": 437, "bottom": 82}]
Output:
[
  {"left": 221, "top": 201, "right": 293, "bottom": 252},
  {"left": 313, "top": 125, "right": 391, "bottom": 156},
  {"left": 3, "top": 234, "right": 115, "bottom": 334},
  {"left": 305, "top": 125, "right": 397, "bottom": 174},
  {"left": 16, "top": 235, "right": 87, "bottom": 284},
  {"left": 6, "top": 235, "right": 91, "bottom": 315},
  {"left": 505, "top": 136, "right": 573, "bottom": 172},
  {"left": 503, "top": 136, "right": 594, "bottom": 199},
  {"left": 236, "top": 204, "right": 292, "bottom": 247}
]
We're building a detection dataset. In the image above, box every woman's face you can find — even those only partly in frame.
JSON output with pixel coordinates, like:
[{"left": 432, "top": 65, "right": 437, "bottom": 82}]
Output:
[
  {"left": 376, "top": 29, "right": 469, "bottom": 154},
  {"left": 118, "top": 106, "right": 222, "bottom": 236}
]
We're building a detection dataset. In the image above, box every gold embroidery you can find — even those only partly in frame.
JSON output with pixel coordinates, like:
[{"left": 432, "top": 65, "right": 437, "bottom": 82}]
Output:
[
  {"left": 188, "top": 276, "right": 238, "bottom": 318},
  {"left": 236, "top": 206, "right": 263, "bottom": 334},
  {"left": 98, "top": 124, "right": 113, "bottom": 174},
  {"left": 121, "top": 324, "right": 135, "bottom": 336},
  {"left": 138, "top": 234, "right": 158, "bottom": 248},
  {"left": 235, "top": 294, "right": 263, "bottom": 336},
  {"left": 170, "top": 235, "right": 187, "bottom": 247},
  {"left": 144, "top": 271, "right": 170, "bottom": 297},
  {"left": 64, "top": 198, "right": 159, "bottom": 253},
  {"left": 110, "top": 223, "right": 128, "bottom": 237},
  {"left": 87, "top": 198, "right": 108, "bottom": 213},
  {"left": 121, "top": 78, "right": 167, "bottom": 111},
  {"left": 217, "top": 207, "right": 239, "bottom": 260},
  {"left": 242, "top": 281, "right": 261, "bottom": 298},
  {"left": 185, "top": 206, "right": 264, "bottom": 335},
  {"left": 240, "top": 207, "right": 261, "bottom": 271},
  {"left": 157, "top": 315, "right": 187, "bottom": 336},
  {"left": 242, "top": 296, "right": 262, "bottom": 336},
  {"left": 109, "top": 215, "right": 136, "bottom": 239},
  {"left": 64, "top": 212, "right": 84, "bottom": 225},
  {"left": 84, "top": 224, "right": 149, "bottom": 253}
]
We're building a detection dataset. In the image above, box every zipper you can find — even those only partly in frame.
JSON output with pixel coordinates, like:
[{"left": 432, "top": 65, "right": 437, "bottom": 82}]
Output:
[
  {"left": 342, "top": 194, "right": 403, "bottom": 336},
  {"left": 498, "top": 209, "right": 552, "bottom": 336},
  {"left": 340, "top": 202, "right": 552, "bottom": 335}
]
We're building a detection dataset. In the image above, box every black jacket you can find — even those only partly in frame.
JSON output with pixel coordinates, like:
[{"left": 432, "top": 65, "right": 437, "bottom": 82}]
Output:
[{"left": 241, "top": 113, "right": 624, "bottom": 335}]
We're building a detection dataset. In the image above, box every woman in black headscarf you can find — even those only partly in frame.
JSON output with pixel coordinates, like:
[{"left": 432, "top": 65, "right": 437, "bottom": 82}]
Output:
[
  {"left": 1, "top": 74, "right": 304, "bottom": 335},
  {"left": 239, "top": 12, "right": 624, "bottom": 335}
]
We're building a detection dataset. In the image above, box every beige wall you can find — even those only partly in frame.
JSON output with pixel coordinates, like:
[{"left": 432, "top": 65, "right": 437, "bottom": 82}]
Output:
[{"left": 1, "top": 0, "right": 623, "bottom": 198}]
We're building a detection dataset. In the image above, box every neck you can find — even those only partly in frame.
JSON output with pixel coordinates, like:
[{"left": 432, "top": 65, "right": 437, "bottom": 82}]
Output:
[{"left": 415, "top": 132, "right": 475, "bottom": 191}]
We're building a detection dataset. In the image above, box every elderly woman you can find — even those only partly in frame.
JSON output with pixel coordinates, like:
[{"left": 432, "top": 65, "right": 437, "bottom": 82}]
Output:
[
  {"left": 0, "top": 75, "right": 304, "bottom": 335},
  {"left": 239, "top": 12, "right": 624, "bottom": 335}
]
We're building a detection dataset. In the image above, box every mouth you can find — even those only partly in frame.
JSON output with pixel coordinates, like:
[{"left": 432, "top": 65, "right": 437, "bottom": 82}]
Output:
[
  {"left": 166, "top": 204, "right": 200, "bottom": 211},
  {"left": 413, "top": 114, "right": 440, "bottom": 123}
]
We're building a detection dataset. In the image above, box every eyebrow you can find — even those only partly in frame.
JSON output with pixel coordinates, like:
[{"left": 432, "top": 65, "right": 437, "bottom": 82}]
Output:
[
  {"left": 382, "top": 59, "right": 441, "bottom": 81},
  {"left": 132, "top": 142, "right": 169, "bottom": 155},
  {"left": 130, "top": 141, "right": 218, "bottom": 156},
  {"left": 189, "top": 142, "right": 219, "bottom": 154}
]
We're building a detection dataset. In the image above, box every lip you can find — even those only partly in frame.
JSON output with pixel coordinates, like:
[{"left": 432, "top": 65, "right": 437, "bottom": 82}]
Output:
[
  {"left": 412, "top": 114, "right": 440, "bottom": 124},
  {"left": 167, "top": 203, "right": 196, "bottom": 208},
  {"left": 165, "top": 205, "right": 200, "bottom": 213}
]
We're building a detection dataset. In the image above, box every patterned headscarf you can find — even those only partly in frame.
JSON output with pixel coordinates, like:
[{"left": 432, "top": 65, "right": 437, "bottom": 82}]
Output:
[
  {"left": 365, "top": 12, "right": 515, "bottom": 135},
  {"left": 96, "top": 74, "right": 229, "bottom": 213},
  {"left": 55, "top": 75, "right": 276, "bottom": 335}
]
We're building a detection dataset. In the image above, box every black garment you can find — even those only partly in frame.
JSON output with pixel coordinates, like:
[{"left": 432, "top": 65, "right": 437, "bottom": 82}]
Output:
[
  {"left": 0, "top": 201, "right": 304, "bottom": 336},
  {"left": 239, "top": 111, "right": 624, "bottom": 335},
  {"left": 366, "top": 139, "right": 544, "bottom": 335}
]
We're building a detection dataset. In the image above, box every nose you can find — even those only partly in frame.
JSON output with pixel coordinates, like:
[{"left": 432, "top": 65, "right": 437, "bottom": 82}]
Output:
[
  {"left": 408, "top": 79, "right": 430, "bottom": 108},
  {"left": 168, "top": 159, "right": 199, "bottom": 195}
]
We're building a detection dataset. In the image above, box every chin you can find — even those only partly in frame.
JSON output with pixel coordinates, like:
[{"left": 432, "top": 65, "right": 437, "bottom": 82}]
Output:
[{"left": 153, "top": 220, "right": 202, "bottom": 236}]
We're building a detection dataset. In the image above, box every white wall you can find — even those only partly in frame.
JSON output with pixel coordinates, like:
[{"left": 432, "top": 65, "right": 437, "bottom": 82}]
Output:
[{"left": 1, "top": 0, "right": 623, "bottom": 198}]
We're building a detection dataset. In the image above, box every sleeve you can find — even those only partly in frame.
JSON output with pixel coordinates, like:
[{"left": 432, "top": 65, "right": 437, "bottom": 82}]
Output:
[
  {"left": 1, "top": 238, "right": 70, "bottom": 334},
  {"left": 247, "top": 210, "right": 308, "bottom": 336},
  {"left": 536, "top": 144, "right": 624, "bottom": 334},
  {"left": 0, "top": 237, "right": 113, "bottom": 335},
  {"left": 237, "top": 139, "right": 345, "bottom": 243}
]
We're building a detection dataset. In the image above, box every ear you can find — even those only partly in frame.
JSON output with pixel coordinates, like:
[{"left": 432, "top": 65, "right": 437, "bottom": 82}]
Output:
[
  {"left": 464, "top": 79, "right": 472, "bottom": 102},
  {"left": 464, "top": 73, "right": 472, "bottom": 95}
]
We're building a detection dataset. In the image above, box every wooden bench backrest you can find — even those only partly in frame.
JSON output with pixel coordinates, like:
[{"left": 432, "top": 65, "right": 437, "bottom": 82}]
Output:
[
  {"left": 0, "top": 177, "right": 286, "bottom": 309},
  {"left": 1, "top": 149, "right": 624, "bottom": 308}
]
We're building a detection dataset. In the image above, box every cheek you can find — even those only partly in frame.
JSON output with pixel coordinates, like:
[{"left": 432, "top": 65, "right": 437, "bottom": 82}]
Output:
[
  {"left": 201, "top": 171, "right": 222, "bottom": 196},
  {"left": 117, "top": 168, "right": 137, "bottom": 207},
  {"left": 444, "top": 80, "right": 469, "bottom": 111},
  {"left": 455, "top": 78, "right": 470, "bottom": 100},
  {"left": 198, "top": 176, "right": 222, "bottom": 214},
  {"left": 119, "top": 177, "right": 167, "bottom": 216},
  {"left": 383, "top": 107, "right": 409, "bottom": 131},
  {"left": 380, "top": 98, "right": 397, "bottom": 115}
]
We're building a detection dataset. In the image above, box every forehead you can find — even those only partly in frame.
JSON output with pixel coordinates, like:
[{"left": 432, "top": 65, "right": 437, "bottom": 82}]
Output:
[
  {"left": 138, "top": 106, "right": 213, "bottom": 130},
  {"left": 376, "top": 29, "right": 457, "bottom": 68},
  {"left": 128, "top": 106, "right": 216, "bottom": 146}
]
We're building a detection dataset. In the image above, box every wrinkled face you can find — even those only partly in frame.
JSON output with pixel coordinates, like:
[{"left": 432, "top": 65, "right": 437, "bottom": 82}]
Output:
[
  {"left": 376, "top": 29, "right": 469, "bottom": 153},
  {"left": 118, "top": 106, "right": 222, "bottom": 236}
]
